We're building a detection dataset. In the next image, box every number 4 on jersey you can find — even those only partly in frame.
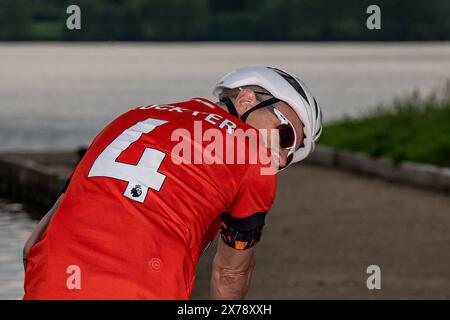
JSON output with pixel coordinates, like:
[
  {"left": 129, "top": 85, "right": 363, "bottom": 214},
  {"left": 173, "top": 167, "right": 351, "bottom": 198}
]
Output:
[{"left": 88, "top": 118, "right": 168, "bottom": 203}]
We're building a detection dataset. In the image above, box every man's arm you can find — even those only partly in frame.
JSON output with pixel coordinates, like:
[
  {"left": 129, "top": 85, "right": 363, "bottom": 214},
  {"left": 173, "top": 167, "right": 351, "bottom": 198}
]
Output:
[
  {"left": 210, "top": 238, "right": 256, "bottom": 300},
  {"left": 210, "top": 160, "right": 275, "bottom": 300},
  {"left": 23, "top": 194, "right": 63, "bottom": 267}
]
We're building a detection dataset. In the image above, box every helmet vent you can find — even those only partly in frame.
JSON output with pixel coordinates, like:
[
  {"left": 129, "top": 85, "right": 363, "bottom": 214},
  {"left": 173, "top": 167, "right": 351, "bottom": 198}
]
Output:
[
  {"left": 269, "top": 67, "right": 309, "bottom": 104},
  {"left": 313, "top": 97, "right": 319, "bottom": 115}
]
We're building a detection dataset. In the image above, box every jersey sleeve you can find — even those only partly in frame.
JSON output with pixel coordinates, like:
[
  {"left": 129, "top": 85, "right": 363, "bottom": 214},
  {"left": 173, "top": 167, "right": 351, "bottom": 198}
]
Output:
[{"left": 220, "top": 163, "right": 277, "bottom": 250}]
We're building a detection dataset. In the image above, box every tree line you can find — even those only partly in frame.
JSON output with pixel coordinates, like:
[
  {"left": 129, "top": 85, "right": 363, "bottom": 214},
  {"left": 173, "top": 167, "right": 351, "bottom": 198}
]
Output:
[{"left": 1, "top": 0, "right": 449, "bottom": 41}]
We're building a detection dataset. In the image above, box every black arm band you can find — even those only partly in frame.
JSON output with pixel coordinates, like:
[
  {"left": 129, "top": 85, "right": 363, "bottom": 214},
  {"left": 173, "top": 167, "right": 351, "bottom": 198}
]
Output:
[{"left": 219, "top": 212, "right": 266, "bottom": 250}]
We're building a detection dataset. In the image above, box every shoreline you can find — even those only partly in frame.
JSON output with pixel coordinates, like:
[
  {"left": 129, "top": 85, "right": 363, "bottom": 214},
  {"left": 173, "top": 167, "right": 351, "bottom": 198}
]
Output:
[
  {"left": 0, "top": 150, "right": 79, "bottom": 212},
  {"left": 0, "top": 146, "right": 448, "bottom": 216},
  {"left": 306, "top": 146, "right": 450, "bottom": 193}
]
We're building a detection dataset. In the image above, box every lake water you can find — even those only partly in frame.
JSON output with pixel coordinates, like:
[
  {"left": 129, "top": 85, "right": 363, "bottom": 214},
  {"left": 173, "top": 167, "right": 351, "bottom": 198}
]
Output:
[
  {"left": 0, "top": 200, "right": 37, "bottom": 299},
  {"left": 0, "top": 42, "right": 449, "bottom": 151}
]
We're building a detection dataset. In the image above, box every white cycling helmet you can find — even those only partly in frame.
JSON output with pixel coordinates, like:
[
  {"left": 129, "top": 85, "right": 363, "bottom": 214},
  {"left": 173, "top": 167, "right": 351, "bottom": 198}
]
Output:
[{"left": 213, "top": 66, "right": 323, "bottom": 164}]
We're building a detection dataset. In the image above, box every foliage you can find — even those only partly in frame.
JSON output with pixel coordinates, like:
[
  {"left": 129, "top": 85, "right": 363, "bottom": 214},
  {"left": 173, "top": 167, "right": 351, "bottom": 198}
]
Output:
[
  {"left": 0, "top": 0, "right": 449, "bottom": 41},
  {"left": 320, "top": 83, "right": 450, "bottom": 166}
]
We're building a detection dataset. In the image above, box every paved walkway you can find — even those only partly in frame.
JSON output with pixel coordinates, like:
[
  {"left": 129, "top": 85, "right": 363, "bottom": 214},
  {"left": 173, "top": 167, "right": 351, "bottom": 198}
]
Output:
[{"left": 191, "top": 164, "right": 450, "bottom": 299}]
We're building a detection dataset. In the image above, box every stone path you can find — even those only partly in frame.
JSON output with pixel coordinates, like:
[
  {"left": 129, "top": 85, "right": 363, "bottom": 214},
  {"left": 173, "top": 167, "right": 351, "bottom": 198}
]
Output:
[{"left": 191, "top": 164, "right": 450, "bottom": 299}]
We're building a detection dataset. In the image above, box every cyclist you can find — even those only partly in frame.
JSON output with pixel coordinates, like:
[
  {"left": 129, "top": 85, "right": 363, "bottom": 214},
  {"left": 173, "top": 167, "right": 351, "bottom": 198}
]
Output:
[{"left": 23, "top": 66, "right": 322, "bottom": 299}]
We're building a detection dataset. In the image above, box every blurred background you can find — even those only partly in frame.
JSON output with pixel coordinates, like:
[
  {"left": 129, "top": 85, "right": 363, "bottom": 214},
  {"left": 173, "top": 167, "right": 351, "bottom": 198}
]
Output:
[{"left": 0, "top": 0, "right": 449, "bottom": 299}]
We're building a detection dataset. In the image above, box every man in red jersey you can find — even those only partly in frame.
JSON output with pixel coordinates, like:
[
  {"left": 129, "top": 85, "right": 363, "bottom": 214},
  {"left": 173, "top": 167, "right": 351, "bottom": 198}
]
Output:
[{"left": 23, "top": 67, "right": 322, "bottom": 299}]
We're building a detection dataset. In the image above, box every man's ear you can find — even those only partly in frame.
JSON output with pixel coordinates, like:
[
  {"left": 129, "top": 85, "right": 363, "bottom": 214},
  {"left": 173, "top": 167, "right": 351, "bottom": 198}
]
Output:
[{"left": 234, "top": 89, "right": 258, "bottom": 116}]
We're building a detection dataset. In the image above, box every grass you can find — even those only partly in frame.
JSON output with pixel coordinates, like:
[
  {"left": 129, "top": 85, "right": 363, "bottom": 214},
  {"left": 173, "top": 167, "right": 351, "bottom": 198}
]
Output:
[
  {"left": 319, "top": 83, "right": 450, "bottom": 167},
  {"left": 30, "top": 22, "right": 64, "bottom": 41}
]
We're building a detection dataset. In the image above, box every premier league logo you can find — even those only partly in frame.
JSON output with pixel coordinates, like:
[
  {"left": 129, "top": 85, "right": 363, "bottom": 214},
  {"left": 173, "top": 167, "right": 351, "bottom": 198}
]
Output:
[{"left": 130, "top": 185, "right": 142, "bottom": 198}]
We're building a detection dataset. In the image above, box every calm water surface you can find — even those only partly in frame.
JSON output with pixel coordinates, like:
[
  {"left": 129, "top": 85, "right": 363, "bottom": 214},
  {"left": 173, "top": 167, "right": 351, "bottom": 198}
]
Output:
[
  {"left": 0, "top": 42, "right": 449, "bottom": 151},
  {"left": 0, "top": 200, "right": 36, "bottom": 299}
]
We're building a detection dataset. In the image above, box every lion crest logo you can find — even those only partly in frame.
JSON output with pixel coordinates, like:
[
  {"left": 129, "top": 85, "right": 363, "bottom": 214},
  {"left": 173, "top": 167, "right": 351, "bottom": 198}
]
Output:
[{"left": 130, "top": 185, "right": 142, "bottom": 198}]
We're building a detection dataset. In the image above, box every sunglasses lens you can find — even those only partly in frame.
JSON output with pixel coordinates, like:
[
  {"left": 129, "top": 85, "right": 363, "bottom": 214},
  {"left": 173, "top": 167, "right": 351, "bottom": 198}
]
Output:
[{"left": 277, "top": 124, "right": 295, "bottom": 149}]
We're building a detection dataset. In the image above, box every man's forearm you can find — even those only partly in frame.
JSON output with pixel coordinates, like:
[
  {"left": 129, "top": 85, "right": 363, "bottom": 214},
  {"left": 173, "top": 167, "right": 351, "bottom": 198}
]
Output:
[
  {"left": 23, "top": 211, "right": 52, "bottom": 258},
  {"left": 210, "top": 254, "right": 255, "bottom": 299}
]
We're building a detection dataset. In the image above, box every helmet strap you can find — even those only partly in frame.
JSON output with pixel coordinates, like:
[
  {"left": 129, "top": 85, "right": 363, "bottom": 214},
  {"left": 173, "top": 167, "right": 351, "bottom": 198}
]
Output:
[
  {"left": 240, "top": 97, "right": 280, "bottom": 122},
  {"left": 221, "top": 97, "right": 281, "bottom": 123},
  {"left": 220, "top": 97, "right": 239, "bottom": 118}
]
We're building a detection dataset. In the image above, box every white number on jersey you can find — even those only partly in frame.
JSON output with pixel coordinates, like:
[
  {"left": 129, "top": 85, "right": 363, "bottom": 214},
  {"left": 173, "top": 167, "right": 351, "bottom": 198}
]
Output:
[{"left": 88, "top": 118, "right": 168, "bottom": 203}]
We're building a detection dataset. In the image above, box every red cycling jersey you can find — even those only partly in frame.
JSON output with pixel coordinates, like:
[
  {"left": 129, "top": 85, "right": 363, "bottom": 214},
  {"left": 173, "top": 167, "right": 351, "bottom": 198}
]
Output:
[{"left": 24, "top": 98, "right": 276, "bottom": 299}]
